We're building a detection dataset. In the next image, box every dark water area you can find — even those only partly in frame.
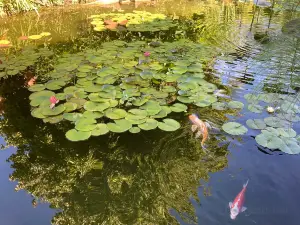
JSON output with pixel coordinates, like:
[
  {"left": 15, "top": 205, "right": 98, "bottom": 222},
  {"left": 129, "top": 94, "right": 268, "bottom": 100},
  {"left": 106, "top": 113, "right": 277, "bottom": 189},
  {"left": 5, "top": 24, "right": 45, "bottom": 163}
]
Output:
[{"left": 0, "top": 0, "right": 300, "bottom": 224}]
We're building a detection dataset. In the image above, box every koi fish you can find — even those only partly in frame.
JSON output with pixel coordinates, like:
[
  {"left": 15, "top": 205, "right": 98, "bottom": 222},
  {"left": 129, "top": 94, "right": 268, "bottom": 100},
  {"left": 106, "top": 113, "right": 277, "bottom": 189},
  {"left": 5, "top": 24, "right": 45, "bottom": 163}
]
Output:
[
  {"left": 27, "top": 76, "right": 37, "bottom": 87},
  {"left": 188, "top": 114, "right": 211, "bottom": 149},
  {"left": 229, "top": 180, "right": 249, "bottom": 220},
  {"left": 50, "top": 96, "right": 59, "bottom": 109}
]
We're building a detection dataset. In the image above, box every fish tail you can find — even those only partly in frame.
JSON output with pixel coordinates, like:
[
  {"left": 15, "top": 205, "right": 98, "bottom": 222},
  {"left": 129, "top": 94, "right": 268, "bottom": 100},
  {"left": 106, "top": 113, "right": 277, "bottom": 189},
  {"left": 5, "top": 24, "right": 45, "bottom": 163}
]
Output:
[{"left": 243, "top": 179, "right": 249, "bottom": 188}]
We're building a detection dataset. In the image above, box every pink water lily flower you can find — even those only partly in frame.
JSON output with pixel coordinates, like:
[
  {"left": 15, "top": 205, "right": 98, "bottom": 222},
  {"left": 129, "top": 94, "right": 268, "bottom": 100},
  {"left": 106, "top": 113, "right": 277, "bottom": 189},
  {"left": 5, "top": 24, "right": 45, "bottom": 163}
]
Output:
[
  {"left": 50, "top": 96, "right": 59, "bottom": 109},
  {"left": 144, "top": 52, "right": 151, "bottom": 57}
]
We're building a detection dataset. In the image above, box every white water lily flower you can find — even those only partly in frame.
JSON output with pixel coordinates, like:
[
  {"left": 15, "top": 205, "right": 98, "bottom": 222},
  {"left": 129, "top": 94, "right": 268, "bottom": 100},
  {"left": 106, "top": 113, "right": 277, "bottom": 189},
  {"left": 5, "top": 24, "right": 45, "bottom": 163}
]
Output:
[{"left": 267, "top": 106, "right": 275, "bottom": 113}]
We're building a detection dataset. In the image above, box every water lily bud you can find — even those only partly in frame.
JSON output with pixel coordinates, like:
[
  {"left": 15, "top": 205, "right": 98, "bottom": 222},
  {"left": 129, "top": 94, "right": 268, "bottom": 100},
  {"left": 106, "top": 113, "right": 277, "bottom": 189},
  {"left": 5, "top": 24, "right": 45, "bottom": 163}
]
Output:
[
  {"left": 267, "top": 106, "right": 274, "bottom": 113},
  {"left": 144, "top": 52, "right": 151, "bottom": 57}
]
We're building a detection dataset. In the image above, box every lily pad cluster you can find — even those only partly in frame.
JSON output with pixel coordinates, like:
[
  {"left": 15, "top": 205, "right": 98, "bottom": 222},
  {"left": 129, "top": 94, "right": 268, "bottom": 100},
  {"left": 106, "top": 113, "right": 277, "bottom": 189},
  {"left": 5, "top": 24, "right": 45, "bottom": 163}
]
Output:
[
  {"left": 243, "top": 92, "right": 300, "bottom": 154},
  {"left": 28, "top": 39, "right": 220, "bottom": 141},
  {"left": 90, "top": 11, "right": 177, "bottom": 32},
  {"left": 0, "top": 46, "right": 53, "bottom": 78}
]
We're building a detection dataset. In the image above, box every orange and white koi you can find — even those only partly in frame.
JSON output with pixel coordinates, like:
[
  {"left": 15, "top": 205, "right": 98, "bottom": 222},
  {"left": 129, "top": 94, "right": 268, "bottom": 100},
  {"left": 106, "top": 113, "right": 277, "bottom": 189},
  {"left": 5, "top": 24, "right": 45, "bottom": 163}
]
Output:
[
  {"left": 229, "top": 180, "right": 249, "bottom": 220},
  {"left": 188, "top": 114, "right": 210, "bottom": 149}
]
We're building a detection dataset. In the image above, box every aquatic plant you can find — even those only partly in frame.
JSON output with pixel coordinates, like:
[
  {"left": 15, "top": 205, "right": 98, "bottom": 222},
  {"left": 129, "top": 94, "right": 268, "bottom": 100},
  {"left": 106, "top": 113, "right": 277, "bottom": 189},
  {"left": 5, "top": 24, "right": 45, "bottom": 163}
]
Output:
[
  {"left": 243, "top": 92, "right": 300, "bottom": 154},
  {"left": 27, "top": 39, "right": 225, "bottom": 141},
  {"left": 90, "top": 11, "right": 177, "bottom": 32},
  {"left": 0, "top": 46, "right": 53, "bottom": 78}
]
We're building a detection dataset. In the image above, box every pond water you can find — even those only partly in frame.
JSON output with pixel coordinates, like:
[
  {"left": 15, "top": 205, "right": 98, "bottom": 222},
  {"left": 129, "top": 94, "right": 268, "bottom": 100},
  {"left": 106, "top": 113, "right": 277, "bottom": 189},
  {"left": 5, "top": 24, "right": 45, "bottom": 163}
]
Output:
[{"left": 0, "top": 0, "right": 300, "bottom": 224}]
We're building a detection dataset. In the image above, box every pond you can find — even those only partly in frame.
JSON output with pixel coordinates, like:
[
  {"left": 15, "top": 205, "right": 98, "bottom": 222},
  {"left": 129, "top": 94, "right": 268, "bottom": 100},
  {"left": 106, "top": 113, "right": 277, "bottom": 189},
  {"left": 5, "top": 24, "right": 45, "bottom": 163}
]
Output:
[{"left": 0, "top": 0, "right": 300, "bottom": 224}]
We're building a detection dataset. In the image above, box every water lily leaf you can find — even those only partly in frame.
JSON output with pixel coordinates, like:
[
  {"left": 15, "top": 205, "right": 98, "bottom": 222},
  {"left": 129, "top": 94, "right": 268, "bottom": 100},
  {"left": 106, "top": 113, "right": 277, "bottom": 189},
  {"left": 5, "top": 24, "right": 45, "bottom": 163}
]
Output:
[
  {"left": 140, "top": 70, "right": 153, "bottom": 79},
  {"left": 84, "top": 101, "right": 110, "bottom": 112},
  {"left": 188, "top": 63, "right": 203, "bottom": 73},
  {"left": 255, "top": 132, "right": 284, "bottom": 149},
  {"left": 28, "top": 84, "right": 45, "bottom": 92},
  {"left": 264, "top": 117, "right": 289, "bottom": 128},
  {"left": 244, "top": 94, "right": 259, "bottom": 103},
  {"left": 129, "top": 127, "right": 141, "bottom": 133},
  {"left": 45, "top": 80, "right": 65, "bottom": 90},
  {"left": 43, "top": 115, "right": 63, "bottom": 124},
  {"left": 246, "top": 119, "right": 266, "bottom": 129},
  {"left": 41, "top": 104, "right": 66, "bottom": 116},
  {"left": 194, "top": 95, "right": 217, "bottom": 107},
  {"left": 105, "top": 108, "right": 127, "bottom": 119},
  {"left": 31, "top": 108, "right": 46, "bottom": 119},
  {"left": 158, "top": 119, "right": 180, "bottom": 131},
  {"left": 75, "top": 117, "right": 97, "bottom": 131},
  {"left": 91, "top": 124, "right": 109, "bottom": 136},
  {"left": 107, "top": 119, "right": 132, "bottom": 133},
  {"left": 248, "top": 104, "right": 263, "bottom": 113},
  {"left": 68, "top": 98, "right": 87, "bottom": 109},
  {"left": 138, "top": 119, "right": 158, "bottom": 130},
  {"left": 277, "top": 113, "right": 300, "bottom": 122},
  {"left": 228, "top": 101, "right": 244, "bottom": 109},
  {"left": 222, "top": 122, "right": 248, "bottom": 135},
  {"left": 170, "top": 103, "right": 187, "bottom": 112},
  {"left": 126, "top": 109, "right": 148, "bottom": 120},
  {"left": 64, "top": 102, "right": 77, "bottom": 112},
  {"left": 66, "top": 129, "right": 91, "bottom": 141},
  {"left": 277, "top": 128, "right": 296, "bottom": 138},
  {"left": 162, "top": 86, "right": 176, "bottom": 93},
  {"left": 279, "top": 138, "right": 300, "bottom": 154},
  {"left": 63, "top": 113, "right": 83, "bottom": 122},
  {"left": 28, "top": 35, "right": 42, "bottom": 40},
  {"left": 140, "top": 100, "right": 161, "bottom": 115},
  {"left": 132, "top": 96, "right": 149, "bottom": 106},
  {"left": 212, "top": 102, "right": 228, "bottom": 110},
  {"left": 83, "top": 111, "right": 103, "bottom": 119},
  {"left": 29, "top": 90, "right": 55, "bottom": 100},
  {"left": 152, "top": 108, "right": 169, "bottom": 118},
  {"left": 177, "top": 96, "right": 193, "bottom": 103},
  {"left": 263, "top": 127, "right": 280, "bottom": 136}
]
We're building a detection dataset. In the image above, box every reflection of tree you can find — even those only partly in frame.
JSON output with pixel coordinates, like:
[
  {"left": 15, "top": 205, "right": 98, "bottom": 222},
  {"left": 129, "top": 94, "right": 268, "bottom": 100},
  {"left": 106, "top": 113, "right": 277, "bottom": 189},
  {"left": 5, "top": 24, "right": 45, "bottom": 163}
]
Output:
[{"left": 0, "top": 77, "right": 229, "bottom": 225}]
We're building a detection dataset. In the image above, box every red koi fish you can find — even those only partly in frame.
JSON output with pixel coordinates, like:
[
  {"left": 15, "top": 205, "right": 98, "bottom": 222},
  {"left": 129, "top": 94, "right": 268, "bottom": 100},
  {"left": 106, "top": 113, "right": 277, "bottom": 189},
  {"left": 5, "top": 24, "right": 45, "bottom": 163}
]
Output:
[
  {"left": 50, "top": 96, "right": 59, "bottom": 109},
  {"left": 188, "top": 114, "right": 210, "bottom": 149},
  {"left": 229, "top": 180, "right": 249, "bottom": 219}
]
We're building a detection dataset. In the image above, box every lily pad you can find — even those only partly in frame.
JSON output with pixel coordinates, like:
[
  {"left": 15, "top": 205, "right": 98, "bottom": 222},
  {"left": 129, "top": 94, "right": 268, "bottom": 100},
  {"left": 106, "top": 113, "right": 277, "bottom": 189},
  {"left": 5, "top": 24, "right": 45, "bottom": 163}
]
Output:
[
  {"left": 129, "top": 127, "right": 141, "bottom": 133},
  {"left": 264, "top": 117, "right": 289, "bottom": 128},
  {"left": 64, "top": 102, "right": 78, "bottom": 112},
  {"left": 248, "top": 104, "right": 263, "bottom": 113},
  {"left": 28, "top": 84, "right": 45, "bottom": 92},
  {"left": 91, "top": 124, "right": 109, "bottom": 136},
  {"left": 255, "top": 131, "right": 284, "bottom": 149},
  {"left": 31, "top": 108, "right": 46, "bottom": 119},
  {"left": 63, "top": 113, "right": 83, "bottom": 122},
  {"left": 140, "top": 100, "right": 161, "bottom": 116},
  {"left": 177, "top": 96, "right": 193, "bottom": 103},
  {"left": 75, "top": 117, "right": 97, "bottom": 131},
  {"left": 222, "top": 122, "right": 248, "bottom": 135},
  {"left": 83, "top": 111, "right": 103, "bottom": 119},
  {"left": 107, "top": 119, "right": 132, "bottom": 133},
  {"left": 212, "top": 102, "right": 228, "bottom": 110},
  {"left": 158, "top": 119, "right": 180, "bottom": 131},
  {"left": 43, "top": 115, "right": 63, "bottom": 124},
  {"left": 41, "top": 104, "right": 66, "bottom": 116},
  {"left": 170, "top": 103, "right": 187, "bottom": 112},
  {"left": 279, "top": 138, "right": 300, "bottom": 154},
  {"left": 246, "top": 119, "right": 266, "bottom": 130},
  {"left": 228, "top": 101, "right": 244, "bottom": 109},
  {"left": 105, "top": 108, "right": 127, "bottom": 119},
  {"left": 65, "top": 129, "right": 91, "bottom": 141},
  {"left": 84, "top": 101, "right": 110, "bottom": 112},
  {"left": 277, "top": 128, "right": 296, "bottom": 138},
  {"left": 138, "top": 119, "right": 158, "bottom": 130}
]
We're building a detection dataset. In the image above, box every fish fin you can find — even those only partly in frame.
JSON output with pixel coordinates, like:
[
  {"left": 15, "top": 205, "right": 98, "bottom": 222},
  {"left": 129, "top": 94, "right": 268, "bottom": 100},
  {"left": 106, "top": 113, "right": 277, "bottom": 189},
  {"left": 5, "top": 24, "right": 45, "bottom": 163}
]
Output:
[
  {"left": 229, "top": 202, "right": 233, "bottom": 208},
  {"left": 191, "top": 125, "right": 198, "bottom": 132},
  {"left": 195, "top": 131, "right": 202, "bottom": 139},
  {"left": 243, "top": 179, "right": 249, "bottom": 188},
  {"left": 241, "top": 206, "right": 247, "bottom": 212},
  {"left": 204, "top": 122, "right": 211, "bottom": 129}
]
